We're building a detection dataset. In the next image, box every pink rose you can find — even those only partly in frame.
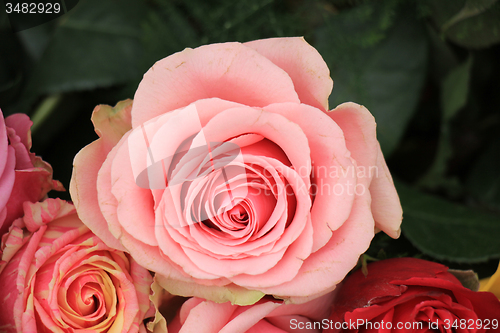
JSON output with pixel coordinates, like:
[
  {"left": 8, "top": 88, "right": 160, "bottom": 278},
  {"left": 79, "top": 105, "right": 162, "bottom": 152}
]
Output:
[
  {"left": 168, "top": 291, "right": 335, "bottom": 333},
  {"left": 71, "top": 37, "right": 402, "bottom": 304},
  {"left": 0, "top": 109, "right": 63, "bottom": 237},
  {"left": 0, "top": 199, "right": 153, "bottom": 332}
]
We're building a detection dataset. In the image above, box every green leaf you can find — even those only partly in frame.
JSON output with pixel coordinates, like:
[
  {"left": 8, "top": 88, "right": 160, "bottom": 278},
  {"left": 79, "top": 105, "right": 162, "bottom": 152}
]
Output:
[
  {"left": 398, "top": 180, "right": 500, "bottom": 263},
  {"left": 442, "top": 0, "right": 498, "bottom": 32},
  {"left": 426, "top": 0, "right": 500, "bottom": 49},
  {"left": 418, "top": 57, "right": 472, "bottom": 191},
  {"left": 466, "top": 136, "right": 500, "bottom": 210},
  {"left": 25, "top": 0, "right": 147, "bottom": 96},
  {"left": 442, "top": 56, "right": 473, "bottom": 121},
  {"left": 141, "top": 1, "right": 199, "bottom": 69},
  {"left": 0, "top": 23, "right": 25, "bottom": 111},
  {"left": 316, "top": 2, "right": 428, "bottom": 155}
]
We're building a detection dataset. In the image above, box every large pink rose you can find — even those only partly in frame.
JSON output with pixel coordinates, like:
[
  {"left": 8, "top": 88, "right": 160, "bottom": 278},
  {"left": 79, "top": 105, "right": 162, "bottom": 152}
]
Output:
[
  {"left": 168, "top": 291, "right": 335, "bottom": 333},
  {"left": 71, "top": 37, "right": 402, "bottom": 304},
  {"left": 0, "top": 109, "right": 63, "bottom": 237},
  {"left": 0, "top": 199, "right": 153, "bottom": 332}
]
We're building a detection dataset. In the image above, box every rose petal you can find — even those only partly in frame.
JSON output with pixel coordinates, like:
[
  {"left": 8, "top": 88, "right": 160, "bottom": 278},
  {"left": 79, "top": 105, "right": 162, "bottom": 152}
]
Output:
[
  {"left": 70, "top": 139, "right": 126, "bottom": 251},
  {"left": 0, "top": 147, "right": 15, "bottom": 214},
  {"left": 263, "top": 102, "right": 356, "bottom": 252},
  {"left": 70, "top": 100, "right": 134, "bottom": 252},
  {"left": 5, "top": 113, "right": 33, "bottom": 150},
  {"left": 328, "top": 102, "right": 402, "bottom": 239},
  {"left": 256, "top": 190, "right": 375, "bottom": 301},
  {"left": 0, "top": 200, "right": 153, "bottom": 332},
  {"left": 369, "top": 143, "right": 402, "bottom": 238},
  {"left": 176, "top": 298, "right": 236, "bottom": 333},
  {"left": 219, "top": 301, "right": 282, "bottom": 333},
  {"left": 245, "top": 37, "right": 333, "bottom": 112},
  {"left": 131, "top": 42, "right": 300, "bottom": 127},
  {"left": 327, "top": 102, "right": 378, "bottom": 179},
  {"left": 0, "top": 109, "right": 10, "bottom": 175},
  {"left": 91, "top": 99, "right": 133, "bottom": 149},
  {"left": 6, "top": 123, "right": 32, "bottom": 170},
  {"left": 156, "top": 274, "right": 264, "bottom": 306}
]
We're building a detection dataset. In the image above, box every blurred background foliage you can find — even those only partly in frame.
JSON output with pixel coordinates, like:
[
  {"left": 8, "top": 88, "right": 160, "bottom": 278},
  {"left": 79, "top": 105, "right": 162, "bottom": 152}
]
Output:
[{"left": 1, "top": 0, "right": 499, "bottom": 276}]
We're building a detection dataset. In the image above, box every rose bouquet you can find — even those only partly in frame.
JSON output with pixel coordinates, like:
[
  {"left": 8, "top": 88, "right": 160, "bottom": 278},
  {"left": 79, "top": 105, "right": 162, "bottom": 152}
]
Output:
[{"left": 1, "top": 27, "right": 500, "bottom": 333}]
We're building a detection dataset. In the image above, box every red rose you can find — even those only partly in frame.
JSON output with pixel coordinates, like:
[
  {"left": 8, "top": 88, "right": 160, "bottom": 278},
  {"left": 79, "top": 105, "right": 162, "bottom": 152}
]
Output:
[{"left": 326, "top": 258, "right": 500, "bottom": 332}]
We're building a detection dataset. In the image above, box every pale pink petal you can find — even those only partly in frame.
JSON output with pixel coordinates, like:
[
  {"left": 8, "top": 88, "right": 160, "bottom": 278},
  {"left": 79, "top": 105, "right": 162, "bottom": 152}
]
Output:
[
  {"left": 170, "top": 158, "right": 311, "bottom": 279},
  {"left": 182, "top": 156, "right": 297, "bottom": 257},
  {"left": 245, "top": 37, "right": 333, "bottom": 111},
  {"left": 101, "top": 132, "right": 157, "bottom": 246},
  {"left": 264, "top": 102, "right": 356, "bottom": 252},
  {"left": 219, "top": 301, "right": 282, "bottom": 333},
  {"left": 245, "top": 320, "right": 289, "bottom": 333},
  {"left": 328, "top": 102, "right": 401, "bottom": 238},
  {"left": 229, "top": 213, "right": 313, "bottom": 288},
  {"left": 176, "top": 298, "right": 236, "bottom": 333},
  {"left": 256, "top": 191, "right": 374, "bottom": 301},
  {"left": 131, "top": 43, "right": 300, "bottom": 127},
  {"left": 195, "top": 106, "right": 311, "bottom": 190},
  {"left": 369, "top": 143, "right": 402, "bottom": 238},
  {"left": 70, "top": 99, "right": 133, "bottom": 251},
  {"left": 327, "top": 102, "right": 378, "bottom": 178},
  {"left": 154, "top": 203, "right": 238, "bottom": 280},
  {"left": 169, "top": 292, "right": 336, "bottom": 333},
  {"left": 182, "top": 246, "right": 287, "bottom": 278},
  {"left": 267, "top": 289, "right": 335, "bottom": 320},
  {"left": 70, "top": 139, "right": 125, "bottom": 251},
  {"left": 178, "top": 297, "right": 204, "bottom": 325},
  {"left": 129, "top": 259, "right": 155, "bottom": 325}
]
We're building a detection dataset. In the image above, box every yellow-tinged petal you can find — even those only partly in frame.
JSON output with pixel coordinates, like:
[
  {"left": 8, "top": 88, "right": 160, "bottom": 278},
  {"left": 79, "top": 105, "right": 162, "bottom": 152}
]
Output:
[
  {"left": 479, "top": 261, "right": 500, "bottom": 299},
  {"left": 156, "top": 274, "right": 265, "bottom": 306},
  {"left": 147, "top": 277, "right": 169, "bottom": 333},
  {"left": 92, "top": 99, "right": 133, "bottom": 147}
]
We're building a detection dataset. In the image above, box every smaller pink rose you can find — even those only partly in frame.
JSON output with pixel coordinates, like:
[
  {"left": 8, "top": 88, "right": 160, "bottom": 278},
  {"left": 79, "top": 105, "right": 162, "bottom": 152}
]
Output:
[
  {"left": 0, "top": 109, "right": 64, "bottom": 237},
  {"left": 168, "top": 291, "right": 335, "bottom": 333},
  {"left": 0, "top": 198, "right": 153, "bottom": 333}
]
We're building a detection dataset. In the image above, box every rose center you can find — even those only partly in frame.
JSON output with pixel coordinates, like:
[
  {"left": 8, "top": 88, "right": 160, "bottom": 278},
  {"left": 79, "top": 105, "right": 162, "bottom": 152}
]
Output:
[
  {"left": 229, "top": 205, "right": 249, "bottom": 224},
  {"left": 74, "top": 282, "right": 102, "bottom": 316}
]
